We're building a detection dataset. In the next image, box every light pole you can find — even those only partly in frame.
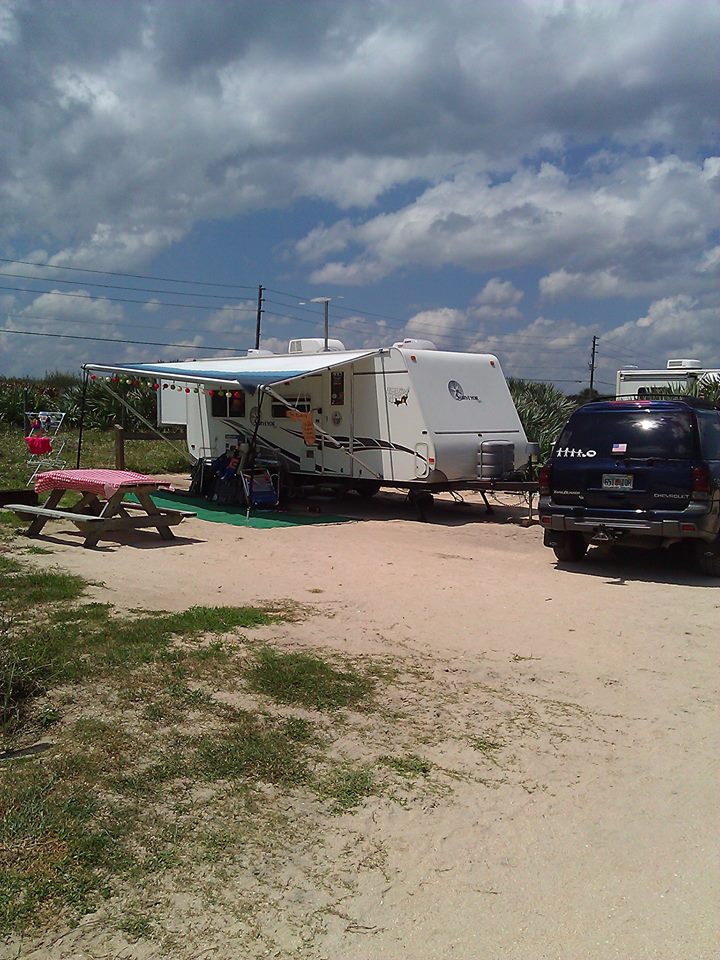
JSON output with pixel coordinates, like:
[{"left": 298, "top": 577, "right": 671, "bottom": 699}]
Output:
[
  {"left": 299, "top": 296, "right": 343, "bottom": 351},
  {"left": 312, "top": 297, "right": 331, "bottom": 351}
]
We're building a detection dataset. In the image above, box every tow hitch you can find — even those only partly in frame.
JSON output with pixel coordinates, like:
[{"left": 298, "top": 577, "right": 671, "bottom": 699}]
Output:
[{"left": 592, "top": 525, "right": 623, "bottom": 544}]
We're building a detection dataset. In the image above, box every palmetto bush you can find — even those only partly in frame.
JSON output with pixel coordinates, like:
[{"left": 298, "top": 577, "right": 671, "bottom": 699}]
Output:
[
  {"left": 507, "top": 379, "right": 577, "bottom": 461},
  {"left": 0, "top": 379, "right": 63, "bottom": 426},
  {"left": 60, "top": 381, "right": 158, "bottom": 429},
  {"left": 0, "top": 377, "right": 158, "bottom": 429}
]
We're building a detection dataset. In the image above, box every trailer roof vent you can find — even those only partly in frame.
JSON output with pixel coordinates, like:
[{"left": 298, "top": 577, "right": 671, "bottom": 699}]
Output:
[
  {"left": 392, "top": 338, "right": 437, "bottom": 351},
  {"left": 247, "top": 348, "right": 275, "bottom": 357},
  {"left": 288, "top": 338, "right": 346, "bottom": 354},
  {"left": 667, "top": 358, "right": 702, "bottom": 369}
]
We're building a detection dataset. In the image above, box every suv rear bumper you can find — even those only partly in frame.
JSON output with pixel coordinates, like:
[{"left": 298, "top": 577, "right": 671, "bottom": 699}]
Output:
[{"left": 540, "top": 502, "right": 717, "bottom": 543}]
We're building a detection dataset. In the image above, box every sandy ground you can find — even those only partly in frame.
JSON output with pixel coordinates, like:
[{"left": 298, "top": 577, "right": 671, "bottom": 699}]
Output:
[{"left": 4, "top": 489, "right": 718, "bottom": 960}]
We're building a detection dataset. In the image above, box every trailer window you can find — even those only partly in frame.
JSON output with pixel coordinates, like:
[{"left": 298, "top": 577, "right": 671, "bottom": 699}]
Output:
[
  {"left": 271, "top": 397, "right": 311, "bottom": 418},
  {"left": 210, "top": 393, "right": 229, "bottom": 417},
  {"left": 229, "top": 392, "right": 245, "bottom": 417}
]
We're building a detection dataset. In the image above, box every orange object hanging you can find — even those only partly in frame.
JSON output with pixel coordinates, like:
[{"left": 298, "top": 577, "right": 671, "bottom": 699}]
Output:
[{"left": 285, "top": 409, "right": 317, "bottom": 446}]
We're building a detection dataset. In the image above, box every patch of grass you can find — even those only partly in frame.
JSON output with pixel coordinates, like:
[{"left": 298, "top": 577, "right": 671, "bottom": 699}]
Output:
[
  {"left": 0, "top": 547, "right": 406, "bottom": 939},
  {"left": 0, "top": 760, "right": 133, "bottom": 932},
  {"left": 49, "top": 602, "right": 112, "bottom": 626},
  {"left": 22, "top": 545, "right": 53, "bottom": 556},
  {"left": 0, "top": 512, "right": 27, "bottom": 533},
  {"left": 245, "top": 646, "right": 375, "bottom": 712},
  {"left": 36, "top": 705, "right": 61, "bottom": 729},
  {"left": 0, "top": 623, "right": 57, "bottom": 738},
  {"left": 379, "top": 754, "right": 432, "bottom": 779},
  {"left": 317, "top": 762, "right": 376, "bottom": 812},
  {"left": 118, "top": 910, "right": 154, "bottom": 941},
  {"left": 0, "top": 564, "right": 87, "bottom": 609},
  {"left": 469, "top": 735, "right": 504, "bottom": 755},
  {"left": 194, "top": 710, "right": 312, "bottom": 788},
  {"left": 0, "top": 555, "right": 23, "bottom": 574}
]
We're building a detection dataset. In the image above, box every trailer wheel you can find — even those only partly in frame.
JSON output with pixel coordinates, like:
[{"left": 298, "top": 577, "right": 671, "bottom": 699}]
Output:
[
  {"left": 552, "top": 532, "right": 587, "bottom": 563},
  {"left": 354, "top": 481, "right": 382, "bottom": 498}
]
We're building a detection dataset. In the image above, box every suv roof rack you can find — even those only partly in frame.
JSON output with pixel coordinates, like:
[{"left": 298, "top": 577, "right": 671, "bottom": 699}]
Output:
[{"left": 584, "top": 395, "right": 720, "bottom": 410}]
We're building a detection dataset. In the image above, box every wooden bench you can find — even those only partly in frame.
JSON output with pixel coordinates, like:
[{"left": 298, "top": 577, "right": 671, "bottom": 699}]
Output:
[{"left": 3, "top": 499, "right": 196, "bottom": 548}]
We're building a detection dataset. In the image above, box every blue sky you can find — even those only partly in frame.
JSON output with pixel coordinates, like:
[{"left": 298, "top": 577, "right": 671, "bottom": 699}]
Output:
[{"left": 0, "top": 0, "right": 718, "bottom": 391}]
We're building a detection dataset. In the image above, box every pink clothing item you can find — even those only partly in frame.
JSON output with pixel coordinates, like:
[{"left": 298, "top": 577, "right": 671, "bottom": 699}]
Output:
[
  {"left": 35, "top": 469, "right": 167, "bottom": 498},
  {"left": 25, "top": 436, "right": 53, "bottom": 455}
]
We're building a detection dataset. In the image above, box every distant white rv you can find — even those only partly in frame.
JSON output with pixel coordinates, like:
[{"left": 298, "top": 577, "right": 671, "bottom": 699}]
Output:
[
  {"left": 85, "top": 337, "right": 533, "bottom": 494},
  {"left": 616, "top": 358, "right": 720, "bottom": 398}
]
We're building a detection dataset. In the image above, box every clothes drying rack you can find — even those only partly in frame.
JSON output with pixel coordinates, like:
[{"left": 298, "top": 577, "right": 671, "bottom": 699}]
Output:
[{"left": 24, "top": 410, "right": 68, "bottom": 485}]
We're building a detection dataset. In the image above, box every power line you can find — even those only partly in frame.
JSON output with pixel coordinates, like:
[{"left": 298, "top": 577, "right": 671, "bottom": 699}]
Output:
[
  {"left": 0, "top": 283, "right": 258, "bottom": 314},
  {"left": 0, "top": 270, "right": 259, "bottom": 303},
  {"left": 9, "top": 311, "right": 252, "bottom": 339},
  {"left": 0, "top": 256, "right": 257, "bottom": 290},
  {"left": 0, "top": 327, "right": 244, "bottom": 351}
]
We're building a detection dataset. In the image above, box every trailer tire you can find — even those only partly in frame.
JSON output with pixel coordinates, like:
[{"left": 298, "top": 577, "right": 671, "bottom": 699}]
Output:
[
  {"left": 552, "top": 532, "right": 587, "bottom": 563},
  {"left": 354, "top": 481, "right": 382, "bottom": 498}
]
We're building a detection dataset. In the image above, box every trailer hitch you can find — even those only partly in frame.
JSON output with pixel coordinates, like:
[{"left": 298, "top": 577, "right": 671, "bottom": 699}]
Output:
[{"left": 592, "top": 524, "right": 623, "bottom": 543}]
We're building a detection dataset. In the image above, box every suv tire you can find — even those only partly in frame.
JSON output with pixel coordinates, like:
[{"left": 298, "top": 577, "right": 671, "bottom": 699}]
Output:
[
  {"left": 696, "top": 538, "right": 720, "bottom": 578},
  {"left": 552, "top": 532, "right": 588, "bottom": 563}
]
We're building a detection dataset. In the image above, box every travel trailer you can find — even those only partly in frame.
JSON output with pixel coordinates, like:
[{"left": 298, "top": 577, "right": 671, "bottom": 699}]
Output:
[
  {"left": 616, "top": 358, "right": 720, "bottom": 398},
  {"left": 85, "top": 339, "right": 533, "bottom": 494}
]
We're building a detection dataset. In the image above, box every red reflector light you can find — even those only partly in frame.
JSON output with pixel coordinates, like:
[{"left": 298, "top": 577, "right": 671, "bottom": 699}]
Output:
[
  {"left": 540, "top": 515, "right": 552, "bottom": 525},
  {"left": 692, "top": 465, "right": 710, "bottom": 493},
  {"left": 680, "top": 523, "right": 696, "bottom": 532},
  {"left": 538, "top": 464, "right": 551, "bottom": 495}
]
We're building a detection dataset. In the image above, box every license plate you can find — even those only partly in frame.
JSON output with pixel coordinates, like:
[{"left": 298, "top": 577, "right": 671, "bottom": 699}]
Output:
[{"left": 602, "top": 473, "right": 633, "bottom": 490}]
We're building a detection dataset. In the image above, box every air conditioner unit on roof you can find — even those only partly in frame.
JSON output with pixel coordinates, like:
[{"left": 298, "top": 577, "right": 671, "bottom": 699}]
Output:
[
  {"left": 667, "top": 359, "right": 702, "bottom": 369},
  {"left": 288, "top": 338, "right": 346, "bottom": 354}
]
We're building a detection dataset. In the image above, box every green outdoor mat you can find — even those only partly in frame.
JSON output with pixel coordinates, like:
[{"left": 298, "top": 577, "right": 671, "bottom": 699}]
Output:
[{"left": 131, "top": 490, "right": 352, "bottom": 529}]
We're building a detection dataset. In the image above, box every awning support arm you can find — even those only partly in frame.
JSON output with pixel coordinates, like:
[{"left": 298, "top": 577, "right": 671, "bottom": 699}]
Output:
[
  {"left": 265, "top": 386, "right": 382, "bottom": 480},
  {"left": 245, "top": 386, "right": 266, "bottom": 519},
  {"left": 76, "top": 368, "right": 89, "bottom": 468},
  {"left": 88, "top": 372, "right": 194, "bottom": 466}
]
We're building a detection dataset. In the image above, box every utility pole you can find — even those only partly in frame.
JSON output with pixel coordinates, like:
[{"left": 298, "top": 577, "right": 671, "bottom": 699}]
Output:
[
  {"left": 589, "top": 335, "right": 598, "bottom": 394},
  {"left": 254, "top": 285, "right": 264, "bottom": 350},
  {"left": 322, "top": 298, "right": 329, "bottom": 351}
]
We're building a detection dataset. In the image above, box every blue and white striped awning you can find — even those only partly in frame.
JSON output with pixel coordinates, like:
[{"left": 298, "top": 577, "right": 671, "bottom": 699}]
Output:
[{"left": 84, "top": 349, "right": 382, "bottom": 393}]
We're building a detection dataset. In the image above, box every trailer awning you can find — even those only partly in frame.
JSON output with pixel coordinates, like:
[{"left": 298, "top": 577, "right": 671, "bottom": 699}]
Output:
[{"left": 84, "top": 349, "right": 382, "bottom": 393}]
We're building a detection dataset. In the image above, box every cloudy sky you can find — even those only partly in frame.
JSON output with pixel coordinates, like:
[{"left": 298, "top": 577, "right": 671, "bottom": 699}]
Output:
[{"left": 0, "top": 0, "right": 718, "bottom": 390}]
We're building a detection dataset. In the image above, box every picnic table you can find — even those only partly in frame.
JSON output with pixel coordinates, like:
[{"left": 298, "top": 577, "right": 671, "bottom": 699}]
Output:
[{"left": 4, "top": 469, "right": 195, "bottom": 548}]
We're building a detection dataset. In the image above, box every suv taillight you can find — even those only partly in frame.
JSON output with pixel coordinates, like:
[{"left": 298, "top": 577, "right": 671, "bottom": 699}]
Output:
[
  {"left": 539, "top": 464, "right": 551, "bottom": 496},
  {"left": 692, "top": 465, "right": 711, "bottom": 497}
]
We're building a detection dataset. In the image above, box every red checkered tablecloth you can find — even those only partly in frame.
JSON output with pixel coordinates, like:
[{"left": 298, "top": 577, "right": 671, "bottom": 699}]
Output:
[{"left": 35, "top": 469, "right": 166, "bottom": 497}]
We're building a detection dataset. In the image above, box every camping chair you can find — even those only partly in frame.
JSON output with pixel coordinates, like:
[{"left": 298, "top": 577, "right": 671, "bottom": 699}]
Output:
[
  {"left": 25, "top": 410, "right": 67, "bottom": 485},
  {"left": 240, "top": 468, "right": 279, "bottom": 509}
]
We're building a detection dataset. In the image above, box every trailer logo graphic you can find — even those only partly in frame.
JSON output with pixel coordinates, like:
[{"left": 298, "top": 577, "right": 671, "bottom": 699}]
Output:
[
  {"left": 387, "top": 386, "right": 410, "bottom": 406},
  {"left": 447, "top": 380, "right": 481, "bottom": 402}
]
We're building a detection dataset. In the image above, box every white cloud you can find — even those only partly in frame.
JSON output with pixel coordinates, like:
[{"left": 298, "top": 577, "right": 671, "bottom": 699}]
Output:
[
  {"left": 0, "top": 0, "right": 717, "bottom": 271},
  {"left": 303, "top": 155, "right": 720, "bottom": 293},
  {"left": 474, "top": 278, "right": 524, "bottom": 308},
  {"left": 406, "top": 307, "right": 468, "bottom": 338}
]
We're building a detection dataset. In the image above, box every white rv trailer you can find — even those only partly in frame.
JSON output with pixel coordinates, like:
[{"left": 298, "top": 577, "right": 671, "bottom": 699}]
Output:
[
  {"left": 616, "top": 358, "right": 720, "bottom": 397},
  {"left": 85, "top": 339, "right": 531, "bottom": 492}
]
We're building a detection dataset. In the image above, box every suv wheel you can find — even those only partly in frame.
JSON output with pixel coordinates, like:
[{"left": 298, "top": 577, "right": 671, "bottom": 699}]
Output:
[
  {"left": 696, "top": 538, "right": 720, "bottom": 578},
  {"left": 552, "top": 532, "right": 588, "bottom": 563}
]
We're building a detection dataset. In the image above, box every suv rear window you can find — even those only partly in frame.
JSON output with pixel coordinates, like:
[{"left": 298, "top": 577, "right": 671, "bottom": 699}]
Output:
[{"left": 555, "top": 409, "right": 696, "bottom": 459}]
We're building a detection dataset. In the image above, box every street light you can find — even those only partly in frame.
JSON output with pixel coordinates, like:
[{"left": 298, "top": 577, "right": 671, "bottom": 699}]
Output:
[{"left": 299, "top": 296, "right": 343, "bottom": 351}]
